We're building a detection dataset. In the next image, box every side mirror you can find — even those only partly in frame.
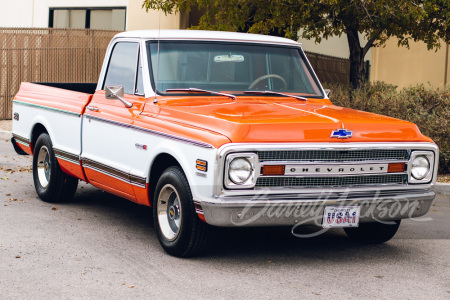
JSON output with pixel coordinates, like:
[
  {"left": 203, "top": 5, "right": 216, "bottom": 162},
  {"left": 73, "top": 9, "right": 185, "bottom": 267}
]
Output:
[
  {"left": 105, "top": 85, "right": 132, "bottom": 108},
  {"left": 324, "top": 89, "right": 331, "bottom": 98}
]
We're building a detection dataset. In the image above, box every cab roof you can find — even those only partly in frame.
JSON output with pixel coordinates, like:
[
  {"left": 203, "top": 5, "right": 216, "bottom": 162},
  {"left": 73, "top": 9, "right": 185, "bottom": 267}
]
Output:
[{"left": 114, "top": 30, "right": 301, "bottom": 46}]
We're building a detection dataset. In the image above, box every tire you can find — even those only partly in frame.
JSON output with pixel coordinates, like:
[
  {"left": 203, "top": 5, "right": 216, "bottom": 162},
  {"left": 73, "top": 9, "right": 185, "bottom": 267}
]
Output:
[
  {"left": 153, "top": 166, "right": 210, "bottom": 257},
  {"left": 344, "top": 220, "right": 401, "bottom": 244},
  {"left": 32, "top": 133, "right": 78, "bottom": 203}
]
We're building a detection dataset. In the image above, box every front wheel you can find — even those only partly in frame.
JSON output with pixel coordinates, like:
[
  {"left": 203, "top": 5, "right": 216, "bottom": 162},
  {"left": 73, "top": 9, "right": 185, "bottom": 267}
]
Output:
[
  {"left": 32, "top": 133, "right": 78, "bottom": 203},
  {"left": 153, "top": 166, "right": 210, "bottom": 257},
  {"left": 344, "top": 220, "right": 401, "bottom": 244}
]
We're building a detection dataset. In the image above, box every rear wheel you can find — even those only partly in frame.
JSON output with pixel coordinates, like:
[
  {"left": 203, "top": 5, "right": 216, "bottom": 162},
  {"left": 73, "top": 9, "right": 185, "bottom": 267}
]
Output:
[
  {"left": 344, "top": 220, "right": 401, "bottom": 244},
  {"left": 32, "top": 133, "right": 78, "bottom": 203},
  {"left": 153, "top": 166, "right": 210, "bottom": 257}
]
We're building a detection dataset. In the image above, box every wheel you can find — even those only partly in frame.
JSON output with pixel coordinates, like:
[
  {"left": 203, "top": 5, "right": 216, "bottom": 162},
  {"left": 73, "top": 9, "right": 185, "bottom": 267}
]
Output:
[
  {"left": 153, "top": 166, "right": 210, "bottom": 257},
  {"left": 32, "top": 133, "right": 78, "bottom": 203},
  {"left": 344, "top": 220, "right": 401, "bottom": 244},
  {"left": 248, "top": 74, "right": 288, "bottom": 90}
]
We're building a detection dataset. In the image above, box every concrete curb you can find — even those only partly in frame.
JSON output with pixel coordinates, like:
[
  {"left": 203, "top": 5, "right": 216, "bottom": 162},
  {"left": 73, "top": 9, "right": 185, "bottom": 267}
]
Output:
[
  {"left": 0, "top": 131, "right": 12, "bottom": 139},
  {"left": 434, "top": 183, "right": 450, "bottom": 196}
]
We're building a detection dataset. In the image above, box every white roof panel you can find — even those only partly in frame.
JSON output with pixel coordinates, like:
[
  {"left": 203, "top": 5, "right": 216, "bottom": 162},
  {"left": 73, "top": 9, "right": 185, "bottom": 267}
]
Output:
[{"left": 115, "top": 30, "right": 300, "bottom": 46}]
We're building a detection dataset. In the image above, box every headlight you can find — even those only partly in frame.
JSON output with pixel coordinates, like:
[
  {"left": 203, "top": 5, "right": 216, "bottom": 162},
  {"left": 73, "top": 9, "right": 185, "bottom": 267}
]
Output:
[
  {"left": 229, "top": 158, "right": 252, "bottom": 184},
  {"left": 224, "top": 153, "right": 258, "bottom": 189},
  {"left": 411, "top": 155, "right": 430, "bottom": 180},
  {"left": 409, "top": 151, "right": 435, "bottom": 183}
]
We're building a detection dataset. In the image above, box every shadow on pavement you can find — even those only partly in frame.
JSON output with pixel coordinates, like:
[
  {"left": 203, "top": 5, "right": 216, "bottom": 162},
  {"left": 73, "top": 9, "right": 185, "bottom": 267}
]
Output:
[{"left": 66, "top": 183, "right": 406, "bottom": 261}]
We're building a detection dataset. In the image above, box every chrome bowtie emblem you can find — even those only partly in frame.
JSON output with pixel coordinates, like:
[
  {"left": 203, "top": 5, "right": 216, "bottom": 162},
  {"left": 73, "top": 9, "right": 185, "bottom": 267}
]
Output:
[{"left": 331, "top": 129, "right": 353, "bottom": 139}]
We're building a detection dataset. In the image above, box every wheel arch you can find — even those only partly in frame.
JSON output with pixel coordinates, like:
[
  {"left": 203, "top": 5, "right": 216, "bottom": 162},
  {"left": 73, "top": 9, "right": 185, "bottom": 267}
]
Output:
[
  {"left": 30, "top": 123, "right": 49, "bottom": 154},
  {"left": 148, "top": 152, "right": 185, "bottom": 205},
  {"left": 145, "top": 142, "right": 217, "bottom": 207}
]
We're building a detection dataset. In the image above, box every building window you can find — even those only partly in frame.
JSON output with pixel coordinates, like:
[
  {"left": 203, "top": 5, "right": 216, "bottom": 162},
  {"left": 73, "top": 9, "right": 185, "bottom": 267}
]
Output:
[{"left": 49, "top": 7, "right": 126, "bottom": 30}]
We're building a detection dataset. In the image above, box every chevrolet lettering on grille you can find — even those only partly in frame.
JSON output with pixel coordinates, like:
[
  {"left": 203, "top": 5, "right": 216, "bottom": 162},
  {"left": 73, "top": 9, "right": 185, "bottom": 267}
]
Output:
[{"left": 285, "top": 164, "right": 389, "bottom": 175}]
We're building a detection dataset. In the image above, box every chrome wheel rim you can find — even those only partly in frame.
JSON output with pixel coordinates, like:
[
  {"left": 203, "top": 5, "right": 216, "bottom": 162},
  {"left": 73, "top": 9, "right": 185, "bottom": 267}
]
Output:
[
  {"left": 37, "top": 146, "right": 51, "bottom": 188},
  {"left": 157, "top": 184, "right": 182, "bottom": 241}
]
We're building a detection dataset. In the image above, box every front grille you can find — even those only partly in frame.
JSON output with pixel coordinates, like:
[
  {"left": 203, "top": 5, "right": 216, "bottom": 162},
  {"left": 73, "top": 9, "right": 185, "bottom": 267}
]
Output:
[
  {"left": 255, "top": 174, "right": 407, "bottom": 187},
  {"left": 257, "top": 149, "right": 410, "bottom": 162}
]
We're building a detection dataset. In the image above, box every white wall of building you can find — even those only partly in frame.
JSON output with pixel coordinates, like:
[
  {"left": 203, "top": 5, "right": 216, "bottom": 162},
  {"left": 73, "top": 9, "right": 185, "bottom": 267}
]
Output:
[
  {"left": 0, "top": 0, "right": 128, "bottom": 28},
  {"left": 0, "top": 0, "right": 34, "bottom": 27}
]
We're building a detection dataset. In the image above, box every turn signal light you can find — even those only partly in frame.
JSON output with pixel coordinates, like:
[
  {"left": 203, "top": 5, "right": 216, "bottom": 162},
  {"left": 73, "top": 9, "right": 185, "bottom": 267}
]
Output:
[
  {"left": 262, "top": 165, "right": 285, "bottom": 176},
  {"left": 388, "top": 163, "right": 406, "bottom": 173},
  {"left": 196, "top": 159, "right": 207, "bottom": 172}
]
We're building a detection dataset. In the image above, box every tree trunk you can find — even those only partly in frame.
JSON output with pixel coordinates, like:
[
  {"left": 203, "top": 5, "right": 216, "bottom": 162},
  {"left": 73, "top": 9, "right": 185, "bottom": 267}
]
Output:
[{"left": 346, "top": 27, "right": 366, "bottom": 90}]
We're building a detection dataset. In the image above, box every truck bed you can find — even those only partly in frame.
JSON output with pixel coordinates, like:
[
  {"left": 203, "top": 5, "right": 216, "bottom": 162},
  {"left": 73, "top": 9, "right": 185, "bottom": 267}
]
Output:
[
  {"left": 11, "top": 82, "right": 94, "bottom": 170},
  {"left": 33, "top": 82, "right": 97, "bottom": 95},
  {"left": 13, "top": 82, "right": 94, "bottom": 116}
]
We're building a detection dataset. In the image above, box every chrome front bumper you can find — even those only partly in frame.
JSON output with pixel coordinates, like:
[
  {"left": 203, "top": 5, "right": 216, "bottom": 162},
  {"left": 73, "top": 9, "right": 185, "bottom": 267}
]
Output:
[{"left": 198, "top": 189, "right": 435, "bottom": 227}]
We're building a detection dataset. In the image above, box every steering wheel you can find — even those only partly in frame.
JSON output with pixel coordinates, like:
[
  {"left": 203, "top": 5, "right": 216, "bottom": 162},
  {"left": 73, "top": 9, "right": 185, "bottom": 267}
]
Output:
[{"left": 248, "top": 74, "right": 288, "bottom": 90}]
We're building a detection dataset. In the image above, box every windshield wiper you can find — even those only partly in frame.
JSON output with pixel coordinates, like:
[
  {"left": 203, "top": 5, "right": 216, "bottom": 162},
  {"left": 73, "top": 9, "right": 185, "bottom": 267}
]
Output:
[
  {"left": 244, "top": 90, "right": 307, "bottom": 101},
  {"left": 166, "top": 88, "right": 236, "bottom": 100}
]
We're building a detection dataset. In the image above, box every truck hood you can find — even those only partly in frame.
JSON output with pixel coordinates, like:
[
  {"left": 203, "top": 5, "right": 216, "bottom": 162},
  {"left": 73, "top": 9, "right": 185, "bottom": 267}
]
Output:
[{"left": 152, "top": 96, "right": 431, "bottom": 144}]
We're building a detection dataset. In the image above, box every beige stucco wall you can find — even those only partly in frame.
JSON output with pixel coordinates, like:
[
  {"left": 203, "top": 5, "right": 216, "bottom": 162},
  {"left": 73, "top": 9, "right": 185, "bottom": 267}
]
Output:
[
  {"left": 371, "top": 38, "right": 449, "bottom": 88},
  {"left": 299, "top": 30, "right": 372, "bottom": 62},
  {"left": 126, "top": 0, "right": 187, "bottom": 31},
  {"left": 447, "top": 44, "right": 450, "bottom": 86}
]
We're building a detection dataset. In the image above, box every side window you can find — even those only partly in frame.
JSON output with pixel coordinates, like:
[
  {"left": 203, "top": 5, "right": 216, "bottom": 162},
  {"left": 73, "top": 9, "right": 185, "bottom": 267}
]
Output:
[{"left": 104, "top": 42, "right": 139, "bottom": 95}]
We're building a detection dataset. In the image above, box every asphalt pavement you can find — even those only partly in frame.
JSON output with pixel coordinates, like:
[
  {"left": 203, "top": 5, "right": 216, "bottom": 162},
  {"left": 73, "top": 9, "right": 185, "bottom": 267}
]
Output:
[{"left": 1, "top": 132, "right": 449, "bottom": 299}]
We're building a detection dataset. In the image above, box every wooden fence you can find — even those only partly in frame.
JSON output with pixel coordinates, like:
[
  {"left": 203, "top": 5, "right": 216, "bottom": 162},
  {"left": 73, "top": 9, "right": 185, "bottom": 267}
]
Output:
[
  {"left": 0, "top": 28, "right": 119, "bottom": 120},
  {"left": 305, "top": 51, "right": 351, "bottom": 85}
]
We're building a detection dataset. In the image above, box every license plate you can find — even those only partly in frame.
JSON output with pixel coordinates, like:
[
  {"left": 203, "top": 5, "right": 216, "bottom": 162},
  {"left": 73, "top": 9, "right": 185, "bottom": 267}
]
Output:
[{"left": 322, "top": 206, "right": 360, "bottom": 228}]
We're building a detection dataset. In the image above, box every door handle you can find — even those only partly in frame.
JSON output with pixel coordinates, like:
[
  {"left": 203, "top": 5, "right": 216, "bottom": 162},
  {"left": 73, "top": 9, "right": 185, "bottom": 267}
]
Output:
[{"left": 86, "top": 105, "right": 99, "bottom": 112}]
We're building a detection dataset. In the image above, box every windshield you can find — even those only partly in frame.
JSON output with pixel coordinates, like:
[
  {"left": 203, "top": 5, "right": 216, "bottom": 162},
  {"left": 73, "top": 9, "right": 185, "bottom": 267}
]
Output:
[{"left": 147, "top": 41, "right": 323, "bottom": 97}]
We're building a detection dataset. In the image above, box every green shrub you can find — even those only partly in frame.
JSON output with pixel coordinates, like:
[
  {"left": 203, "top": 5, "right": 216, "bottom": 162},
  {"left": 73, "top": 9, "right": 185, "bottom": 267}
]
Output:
[{"left": 326, "top": 82, "right": 450, "bottom": 174}]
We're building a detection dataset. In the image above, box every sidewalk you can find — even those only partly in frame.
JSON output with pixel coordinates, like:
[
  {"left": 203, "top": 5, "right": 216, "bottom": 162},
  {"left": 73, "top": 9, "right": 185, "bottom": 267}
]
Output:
[
  {"left": 0, "top": 120, "right": 12, "bottom": 132},
  {"left": 434, "top": 183, "right": 450, "bottom": 196}
]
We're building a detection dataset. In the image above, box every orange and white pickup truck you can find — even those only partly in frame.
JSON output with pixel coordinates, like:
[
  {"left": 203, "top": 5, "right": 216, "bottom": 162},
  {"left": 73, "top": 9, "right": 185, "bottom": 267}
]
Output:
[{"left": 11, "top": 30, "right": 438, "bottom": 257}]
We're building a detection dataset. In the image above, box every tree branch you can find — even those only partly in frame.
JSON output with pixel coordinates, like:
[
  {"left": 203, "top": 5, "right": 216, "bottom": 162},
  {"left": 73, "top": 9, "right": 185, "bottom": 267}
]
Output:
[
  {"left": 360, "top": 0, "right": 373, "bottom": 25},
  {"left": 363, "top": 29, "right": 383, "bottom": 57}
]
